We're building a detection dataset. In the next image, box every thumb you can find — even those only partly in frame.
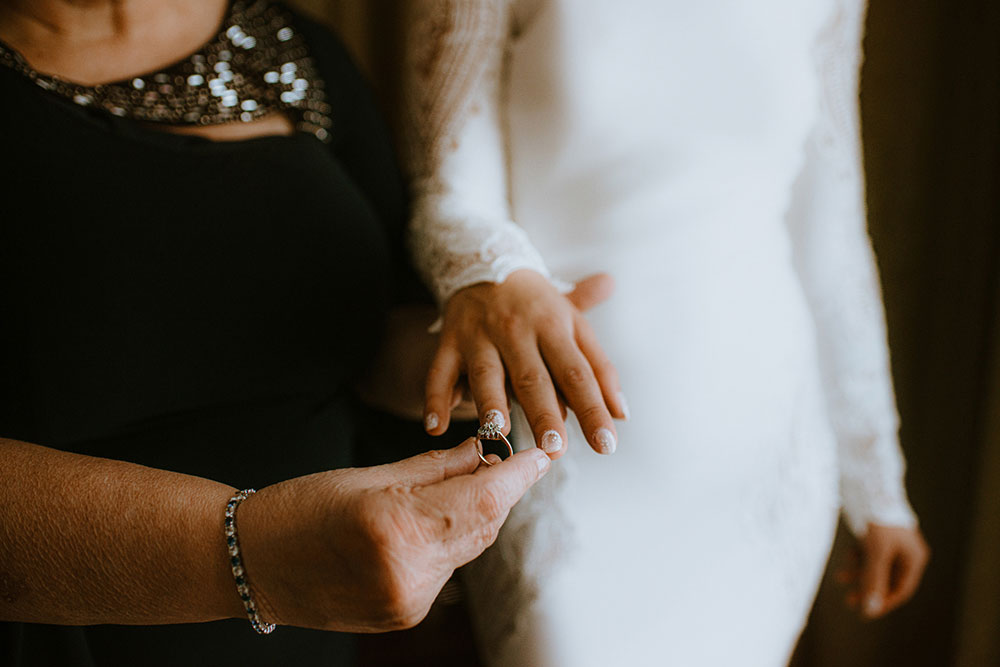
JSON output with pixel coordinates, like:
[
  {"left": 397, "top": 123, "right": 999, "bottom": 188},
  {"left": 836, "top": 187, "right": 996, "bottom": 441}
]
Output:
[
  {"left": 371, "top": 437, "right": 481, "bottom": 488},
  {"left": 859, "top": 539, "right": 892, "bottom": 619},
  {"left": 429, "top": 447, "right": 551, "bottom": 532},
  {"left": 565, "top": 273, "right": 615, "bottom": 312}
]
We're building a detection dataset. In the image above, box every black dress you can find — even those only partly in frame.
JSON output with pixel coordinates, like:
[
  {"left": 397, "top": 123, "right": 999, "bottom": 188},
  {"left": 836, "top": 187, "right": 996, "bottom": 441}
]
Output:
[{"left": 0, "top": 10, "right": 407, "bottom": 666}]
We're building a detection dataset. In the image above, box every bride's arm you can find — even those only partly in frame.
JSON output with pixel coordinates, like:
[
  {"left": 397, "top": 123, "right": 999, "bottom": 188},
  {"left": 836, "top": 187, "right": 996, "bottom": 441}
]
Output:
[
  {"left": 398, "top": 0, "right": 626, "bottom": 456},
  {"left": 400, "top": 1, "right": 545, "bottom": 304},
  {"left": 786, "top": 0, "right": 928, "bottom": 618}
]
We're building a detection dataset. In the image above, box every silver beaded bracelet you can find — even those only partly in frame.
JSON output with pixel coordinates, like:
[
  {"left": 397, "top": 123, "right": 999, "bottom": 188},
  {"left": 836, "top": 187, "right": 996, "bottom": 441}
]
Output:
[{"left": 224, "top": 489, "right": 276, "bottom": 635}]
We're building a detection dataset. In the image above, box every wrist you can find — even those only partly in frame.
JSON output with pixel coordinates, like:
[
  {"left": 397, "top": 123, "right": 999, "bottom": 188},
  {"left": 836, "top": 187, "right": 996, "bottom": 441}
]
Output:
[
  {"left": 200, "top": 485, "right": 250, "bottom": 622},
  {"left": 224, "top": 484, "right": 286, "bottom": 627},
  {"left": 222, "top": 490, "right": 278, "bottom": 633}
]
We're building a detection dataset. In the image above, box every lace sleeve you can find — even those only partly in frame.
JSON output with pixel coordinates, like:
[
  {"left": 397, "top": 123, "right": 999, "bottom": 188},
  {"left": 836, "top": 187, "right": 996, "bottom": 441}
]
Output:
[
  {"left": 787, "top": 0, "right": 917, "bottom": 536},
  {"left": 399, "top": 0, "right": 557, "bottom": 308}
]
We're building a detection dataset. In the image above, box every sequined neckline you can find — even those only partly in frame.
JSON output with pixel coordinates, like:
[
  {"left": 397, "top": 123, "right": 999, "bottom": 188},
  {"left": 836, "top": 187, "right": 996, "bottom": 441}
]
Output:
[{"left": 0, "top": 1, "right": 332, "bottom": 142}]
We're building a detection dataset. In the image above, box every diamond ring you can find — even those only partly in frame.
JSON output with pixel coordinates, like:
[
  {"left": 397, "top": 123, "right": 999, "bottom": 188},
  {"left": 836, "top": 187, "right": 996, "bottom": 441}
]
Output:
[{"left": 476, "top": 421, "right": 514, "bottom": 466}]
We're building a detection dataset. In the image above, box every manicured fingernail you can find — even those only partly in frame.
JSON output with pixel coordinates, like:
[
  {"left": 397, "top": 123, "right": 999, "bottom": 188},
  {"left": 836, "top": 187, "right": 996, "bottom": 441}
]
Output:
[
  {"left": 594, "top": 428, "right": 616, "bottom": 454},
  {"left": 864, "top": 594, "right": 883, "bottom": 617},
  {"left": 540, "top": 430, "right": 563, "bottom": 453},
  {"left": 534, "top": 451, "right": 551, "bottom": 474},
  {"left": 484, "top": 409, "right": 505, "bottom": 429},
  {"left": 424, "top": 412, "right": 439, "bottom": 432},
  {"left": 617, "top": 391, "right": 631, "bottom": 421}
]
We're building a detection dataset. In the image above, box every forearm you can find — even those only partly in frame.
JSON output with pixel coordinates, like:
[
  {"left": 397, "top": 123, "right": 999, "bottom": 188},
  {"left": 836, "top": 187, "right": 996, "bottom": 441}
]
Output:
[
  {"left": 788, "top": 141, "right": 916, "bottom": 533},
  {"left": 786, "top": 0, "right": 917, "bottom": 534},
  {"left": 0, "top": 437, "right": 243, "bottom": 625}
]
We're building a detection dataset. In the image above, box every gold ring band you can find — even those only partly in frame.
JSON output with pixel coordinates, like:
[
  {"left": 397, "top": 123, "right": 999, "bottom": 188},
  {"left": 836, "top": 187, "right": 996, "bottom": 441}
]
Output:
[{"left": 476, "top": 423, "right": 514, "bottom": 466}]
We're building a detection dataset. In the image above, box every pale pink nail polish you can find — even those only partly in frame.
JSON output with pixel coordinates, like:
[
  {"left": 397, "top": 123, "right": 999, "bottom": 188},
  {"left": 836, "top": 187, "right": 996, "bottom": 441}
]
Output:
[
  {"left": 424, "top": 412, "right": 439, "bottom": 431},
  {"left": 540, "top": 430, "right": 563, "bottom": 453},
  {"left": 484, "top": 409, "right": 505, "bottom": 429},
  {"left": 535, "top": 451, "right": 551, "bottom": 474},
  {"left": 863, "top": 594, "right": 883, "bottom": 617},
  {"left": 594, "top": 428, "right": 616, "bottom": 454}
]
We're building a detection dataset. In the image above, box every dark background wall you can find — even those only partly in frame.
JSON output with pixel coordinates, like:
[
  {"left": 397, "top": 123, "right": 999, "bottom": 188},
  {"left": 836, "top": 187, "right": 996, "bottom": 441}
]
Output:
[{"left": 295, "top": 1, "right": 1000, "bottom": 664}]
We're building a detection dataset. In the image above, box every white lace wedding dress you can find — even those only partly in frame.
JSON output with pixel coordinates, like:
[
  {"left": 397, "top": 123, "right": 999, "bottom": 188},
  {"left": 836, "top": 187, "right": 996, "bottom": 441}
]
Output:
[{"left": 400, "top": 1, "right": 918, "bottom": 665}]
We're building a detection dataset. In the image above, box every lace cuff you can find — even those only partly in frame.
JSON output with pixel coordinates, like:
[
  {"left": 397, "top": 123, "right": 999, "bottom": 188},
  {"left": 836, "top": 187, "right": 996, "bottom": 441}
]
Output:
[
  {"left": 839, "top": 432, "right": 918, "bottom": 535},
  {"left": 409, "top": 198, "right": 557, "bottom": 307}
]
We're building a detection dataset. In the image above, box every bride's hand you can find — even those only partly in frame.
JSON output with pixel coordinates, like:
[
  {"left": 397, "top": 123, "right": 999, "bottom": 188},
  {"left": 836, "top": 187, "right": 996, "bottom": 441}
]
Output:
[
  {"left": 423, "top": 269, "right": 626, "bottom": 458},
  {"left": 835, "top": 523, "right": 930, "bottom": 619}
]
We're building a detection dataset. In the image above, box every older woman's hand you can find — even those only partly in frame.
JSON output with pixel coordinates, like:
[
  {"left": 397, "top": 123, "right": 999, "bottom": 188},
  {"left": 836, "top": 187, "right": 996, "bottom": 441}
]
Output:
[
  {"left": 424, "top": 270, "right": 626, "bottom": 458},
  {"left": 237, "top": 438, "right": 549, "bottom": 632}
]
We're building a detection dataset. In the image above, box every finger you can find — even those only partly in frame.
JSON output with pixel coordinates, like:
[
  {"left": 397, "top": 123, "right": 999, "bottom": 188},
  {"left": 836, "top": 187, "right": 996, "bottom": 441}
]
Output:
[
  {"left": 424, "top": 339, "right": 462, "bottom": 435},
  {"left": 883, "top": 541, "right": 930, "bottom": 613},
  {"left": 835, "top": 546, "right": 862, "bottom": 585},
  {"left": 450, "top": 384, "right": 464, "bottom": 410},
  {"left": 473, "top": 436, "right": 504, "bottom": 468},
  {"left": 859, "top": 541, "right": 893, "bottom": 619},
  {"left": 449, "top": 378, "right": 479, "bottom": 421},
  {"left": 538, "top": 333, "right": 617, "bottom": 455},
  {"left": 479, "top": 453, "right": 502, "bottom": 467},
  {"left": 373, "top": 438, "right": 481, "bottom": 488},
  {"left": 565, "top": 273, "right": 615, "bottom": 312},
  {"left": 496, "top": 338, "right": 568, "bottom": 458},
  {"left": 574, "top": 314, "right": 628, "bottom": 420},
  {"left": 461, "top": 341, "right": 511, "bottom": 435},
  {"left": 421, "top": 448, "right": 551, "bottom": 563}
]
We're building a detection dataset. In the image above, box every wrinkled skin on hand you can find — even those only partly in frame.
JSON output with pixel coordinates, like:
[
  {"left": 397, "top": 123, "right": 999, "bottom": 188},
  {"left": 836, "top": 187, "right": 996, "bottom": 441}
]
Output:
[{"left": 235, "top": 438, "right": 550, "bottom": 632}]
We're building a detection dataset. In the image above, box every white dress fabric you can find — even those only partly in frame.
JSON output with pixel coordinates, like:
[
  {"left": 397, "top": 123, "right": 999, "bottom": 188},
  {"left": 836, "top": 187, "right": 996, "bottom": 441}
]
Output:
[{"left": 401, "top": 1, "right": 918, "bottom": 665}]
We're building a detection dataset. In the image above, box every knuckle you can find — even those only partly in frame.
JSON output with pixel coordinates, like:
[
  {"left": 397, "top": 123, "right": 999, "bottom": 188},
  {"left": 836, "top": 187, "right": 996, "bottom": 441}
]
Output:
[
  {"left": 512, "top": 368, "right": 548, "bottom": 392},
  {"left": 437, "top": 330, "right": 461, "bottom": 349},
  {"left": 364, "top": 486, "right": 446, "bottom": 552},
  {"left": 576, "top": 404, "right": 608, "bottom": 425},
  {"left": 380, "top": 584, "right": 430, "bottom": 630},
  {"left": 492, "top": 313, "right": 523, "bottom": 338},
  {"left": 389, "top": 606, "right": 431, "bottom": 631},
  {"left": 560, "top": 365, "right": 590, "bottom": 386},
  {"left": 476, "top": 523, "right": 501, "bottom": 552},
  {"left": 536, "top": 314, "right": 567, "bottom": 334},
  {"left": 355, "top": 490, "right": 455, "bottom": 632},
  {"left": 468, "top": 361, "right": 499, "bottom": 384},
  {"left": 420, "top": 448, "right": 450, "bottom": 465},
  {"left": 475, "top": 486, "right": 507, "bottom": 523},
  {"left": 379, "top": 581, "right": 427, "bottom": 631}
]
